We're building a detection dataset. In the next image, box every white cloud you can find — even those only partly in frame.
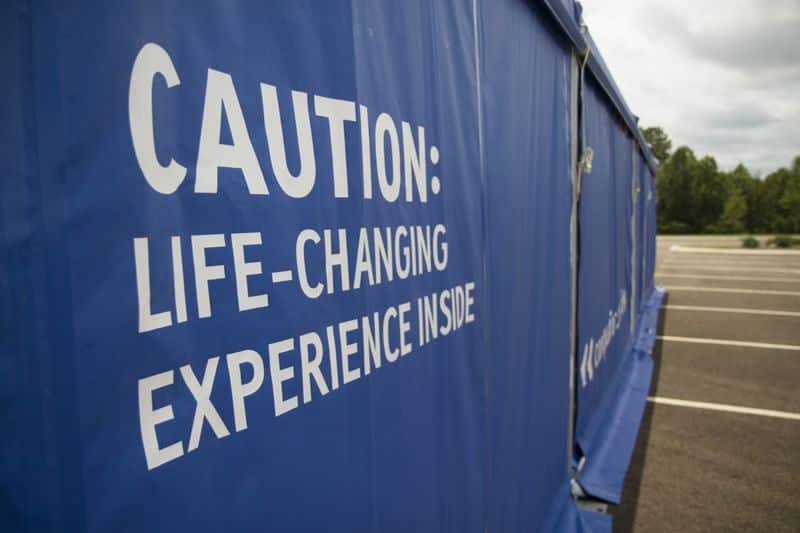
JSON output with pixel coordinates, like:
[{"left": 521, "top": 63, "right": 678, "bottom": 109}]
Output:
[{"left": 580, "top": 0, "right": 800, "bottom": 175}]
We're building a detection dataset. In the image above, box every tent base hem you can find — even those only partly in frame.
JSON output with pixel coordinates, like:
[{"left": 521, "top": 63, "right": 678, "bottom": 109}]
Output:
[{"left": 575, "top": 287, "right": 666, "bottom": 503}]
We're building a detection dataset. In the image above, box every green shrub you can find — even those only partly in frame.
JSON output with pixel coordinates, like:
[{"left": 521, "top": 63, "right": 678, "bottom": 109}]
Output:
[
  {"left": 741, "top": 236, "right": 759, "bottom": 248},
  {"left": 659, "top": 221, "right": 692, "bottom": 234},
  {"left": 767, "top": 235, "right": 800, "bottom": 248}
]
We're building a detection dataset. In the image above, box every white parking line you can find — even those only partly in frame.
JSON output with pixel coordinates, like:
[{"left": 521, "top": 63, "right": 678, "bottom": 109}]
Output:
[
  {"left": 662, "top": 305, "right": 800, "bottom": 318},
  {"left": 660, "top": 264, "right": 800, "bottom": 274},
  {"left": 648, "top": 396, "right": 800, "bottom": 421},
  {"left": 656, "top": 273, "right": 800, "bottom": 283},
  {"left": 670, "top": 244, "right": 800, "bottom": 255},
  {"left": 662, "top": 255, "right": 800, "bottom": 262},
  {"left": 664, "top": 285, "right": 800, "bottom": 296},
  {"left": 656, "top": 335, "right": 800, "bottom": 351},
  {"left": 663, "top": 256, "right": 800, "bottom": 262}
]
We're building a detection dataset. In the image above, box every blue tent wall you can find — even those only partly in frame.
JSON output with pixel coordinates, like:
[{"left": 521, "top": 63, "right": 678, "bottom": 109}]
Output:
[
  {"left": 1, "top": 1, "right": 658, "bottom": 531},
  {"left": 638, "top": 153, "right": 654, "bottom": 305},
  {"left": 479, "top": 1, "right": 579, "bottom": 530},
  {"left": 4, "top": 1, "right": 490, "bottom": 531},
  {"left": 571, "top": 58, "right": 665, "bottom": 501},
  {"left": 636, "top": 154, "right": 646, "bottom": 316},
  {"left": 645, "top": 169, "right": 658, "bottom": 295},
  {"left": 573, "top": 74, "right": 637, "bottom": 502}
]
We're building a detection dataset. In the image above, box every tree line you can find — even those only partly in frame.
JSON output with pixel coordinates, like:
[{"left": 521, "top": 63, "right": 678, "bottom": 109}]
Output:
[{"left": 642, "top": 127, "right": 800, "bottom": 235}]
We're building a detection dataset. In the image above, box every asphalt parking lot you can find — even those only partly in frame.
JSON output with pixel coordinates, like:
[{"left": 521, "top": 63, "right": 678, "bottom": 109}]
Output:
[{"left": 613, "top": 235, "right": 800, "bottom": 532}]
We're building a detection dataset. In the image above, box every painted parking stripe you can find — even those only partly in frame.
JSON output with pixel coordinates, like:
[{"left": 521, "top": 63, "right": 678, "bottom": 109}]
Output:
[
  {"left": 662, "top": 305, "right": 800, "bottom": 318},
  {"left": 663, "top": 256, "right": 800, "bottom": 261},
  {"left": 670, "top": 244, "right": 800, "bottom": 256},
  {"left": 647, "top": 396, "right": 800, "bottom": 421},
  {"left": 663, "top": 285, "right": 800, "bottom": 296},
  {"left": 660, "top": 264, "right": 800, "bottom": 274},
  {"left": 663, "top": 257, "right": 800, "bottom": 262},
  {"left": 656, "top": 335, "right": 800, "bottom": 351},
  {"left": 660, "top": 260, "right": 790, "bottom": 265},
  {"left": 656, "top": 273, "right": 800, "bottom": 283},
  {"left": 662, "top": 258, "right": 800, "bottom": 265},
  {"left": 661, "top": 258, "right": 800, "bottom": 264}
]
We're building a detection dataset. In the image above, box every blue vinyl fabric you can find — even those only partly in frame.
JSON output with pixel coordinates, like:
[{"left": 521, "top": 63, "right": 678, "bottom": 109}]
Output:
[
  {"left": 575, "top": 287, "right": 664, "bottom": 503},
  {"left": 573, "top": 72, "right": 661, "bottom": 502},
  {"left": 478, "top": 1, "right": 580, "bottom": 530},
  {"left": 638, "top": 154, "right": 655, "bottom": 305},
  {"left": 574, "top": 74, "right": 634, "bottom": 496},
  {"left": 633, "top": 154, "right": 649, "bottom": 313},
  {"left": 644, "top": 168, "right": 658, "bottom": 295},
  {"left": 2, "top": 1, "right": 659, "bottom": 531}
]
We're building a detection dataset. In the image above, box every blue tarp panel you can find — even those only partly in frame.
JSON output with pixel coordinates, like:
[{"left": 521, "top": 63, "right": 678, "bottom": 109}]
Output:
[
  {"left": 3, "top": 2, "right": 488, "bottom": 531},
  {"left": 479, "top": 1, "right": 579, "bottom": 529},
  {"left": 635, "top": 155, "right": 645, "bottom": 316},
  {"left": 2, "top": 0, "right": 658, "bottom": 531},
  {"left": 645, "top": 170, "right": 658, "bottom": 295},
  {"left": 575, "top": 73, "right": 635, "bottom": 437},
  {"left": 574, "top": 73, "right": 655, "bottom": 503},
  {"left": 637, "top": 154, "right": 651, "bottom": 309},
  {"left": 576, "top": 288, "right": 665, "bottom": 502}
]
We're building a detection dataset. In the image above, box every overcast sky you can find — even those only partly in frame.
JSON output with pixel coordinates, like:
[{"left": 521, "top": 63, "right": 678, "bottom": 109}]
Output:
[{"left": 580, "top": 0, "right": 800, "bottom": 176}]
